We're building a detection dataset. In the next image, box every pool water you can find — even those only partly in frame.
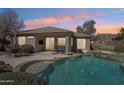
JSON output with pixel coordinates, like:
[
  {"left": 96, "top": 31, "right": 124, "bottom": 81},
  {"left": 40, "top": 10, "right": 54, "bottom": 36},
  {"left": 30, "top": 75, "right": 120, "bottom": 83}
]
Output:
[{"left": 41, "top": 56, "right": 124, "bottom": 85}]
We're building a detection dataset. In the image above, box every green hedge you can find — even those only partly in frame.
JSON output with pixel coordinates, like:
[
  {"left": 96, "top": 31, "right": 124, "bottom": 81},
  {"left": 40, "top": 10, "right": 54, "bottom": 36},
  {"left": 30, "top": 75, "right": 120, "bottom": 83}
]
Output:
[
  {"left": 114, "top": 45, "right": 124, "bottom": 52},
  {"left": 0, "top": 72, "right": 47, "bottom": 85}
]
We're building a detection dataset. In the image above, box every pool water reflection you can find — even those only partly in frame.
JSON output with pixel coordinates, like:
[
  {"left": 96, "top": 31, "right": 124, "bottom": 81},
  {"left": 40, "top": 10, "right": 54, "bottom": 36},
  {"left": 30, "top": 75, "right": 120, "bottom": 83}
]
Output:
[{"left": 41, "top": 56, "right": 124, "bottom": 85}]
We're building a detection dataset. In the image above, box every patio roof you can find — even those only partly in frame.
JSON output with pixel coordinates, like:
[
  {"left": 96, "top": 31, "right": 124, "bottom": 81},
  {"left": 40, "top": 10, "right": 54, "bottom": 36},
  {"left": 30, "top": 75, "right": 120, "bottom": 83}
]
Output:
[
  {"left": 74, "top": 32, "right": 91, "bottom": 38},
  {"left": 19, "top": 27, "right": 73, "bottom": 34},
  {"left": 18, "top": 26, "right": 91, "bottom": 38}
]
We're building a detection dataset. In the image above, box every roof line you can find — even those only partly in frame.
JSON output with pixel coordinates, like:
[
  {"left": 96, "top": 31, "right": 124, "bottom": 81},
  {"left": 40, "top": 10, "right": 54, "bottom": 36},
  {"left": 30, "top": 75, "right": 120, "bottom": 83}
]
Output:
[{"left": 21, "top": 26, "right": 73, "bottom": 32}]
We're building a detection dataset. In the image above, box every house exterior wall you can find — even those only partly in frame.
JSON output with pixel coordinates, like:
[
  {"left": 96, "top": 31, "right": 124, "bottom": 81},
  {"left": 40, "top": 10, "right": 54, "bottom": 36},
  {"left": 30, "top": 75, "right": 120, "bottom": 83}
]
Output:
[
  {"left": 18, "top": 31, "right": 90, "bottom": 53},
  {"left": 35, "top": 36, "right": 45, "bottom": 52}
]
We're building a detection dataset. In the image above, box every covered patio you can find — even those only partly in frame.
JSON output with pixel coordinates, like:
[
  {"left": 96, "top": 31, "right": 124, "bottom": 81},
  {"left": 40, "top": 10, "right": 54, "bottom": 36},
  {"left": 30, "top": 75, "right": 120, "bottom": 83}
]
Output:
[{"left": 17, "top": 27, "right": 91, "bottom": 54}]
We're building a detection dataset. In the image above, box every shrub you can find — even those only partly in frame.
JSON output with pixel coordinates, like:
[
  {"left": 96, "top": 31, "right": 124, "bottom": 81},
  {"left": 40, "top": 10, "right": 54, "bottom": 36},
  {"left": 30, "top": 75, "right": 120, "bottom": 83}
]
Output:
[
  {"left": 21, "top": 44, "right": 34, "bottom": 53},
  {"left": 0, "top": 61, "right": 13, "bottom": 72},
  {"left": 114, "top": 44, "right": 124, "bottom": 52},
  {"left": 93, "top": 44, "right": 115, "bottom": 51}
]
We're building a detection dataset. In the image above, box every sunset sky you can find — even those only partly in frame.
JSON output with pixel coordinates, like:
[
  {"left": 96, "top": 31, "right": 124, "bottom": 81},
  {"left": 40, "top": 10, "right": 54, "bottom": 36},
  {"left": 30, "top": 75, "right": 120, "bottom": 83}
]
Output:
[{"left": 0, "top": 8, "right": 124, "bottom": 34}]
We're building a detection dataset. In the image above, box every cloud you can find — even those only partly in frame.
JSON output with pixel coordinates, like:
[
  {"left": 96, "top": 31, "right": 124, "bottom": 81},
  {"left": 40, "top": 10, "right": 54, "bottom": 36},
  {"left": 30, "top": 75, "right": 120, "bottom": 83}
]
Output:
[
  {"left": 25, "top": 12, "right": 107, "bottom": 28},
  {"left": 25, "top": 11, "right": 123, "bottom": 34},
  {"left": 25, "top": 16, "right": 72, "bottom": 27}
]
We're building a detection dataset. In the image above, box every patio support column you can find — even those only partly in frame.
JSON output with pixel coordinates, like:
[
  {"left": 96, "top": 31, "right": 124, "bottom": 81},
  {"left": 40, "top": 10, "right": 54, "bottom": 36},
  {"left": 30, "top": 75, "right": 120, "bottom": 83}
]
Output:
[
  {"left": 54, "top": 37, "right": 58, "bottom": 49},
  {"left": 86, "top": 38, "right": 90, "bottom": 51},
  {"left": 65, "top": 36, "right": 71, "bottom": 54},
  {"left": 25, "top": 36, "right": 28, "bottom": 44},
  {"left": 73, "top": 38, "right": 77, "bottom": 52}
]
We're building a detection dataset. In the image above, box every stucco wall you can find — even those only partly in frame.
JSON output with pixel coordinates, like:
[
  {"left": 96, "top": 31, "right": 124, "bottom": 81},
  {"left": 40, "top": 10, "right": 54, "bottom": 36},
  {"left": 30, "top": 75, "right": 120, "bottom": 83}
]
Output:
[
  {"left": 35, "top": 36, "right": 45, "bottom": 52},
  {"left": 18, "top": 35, "right": 90, "bottom": 53}
]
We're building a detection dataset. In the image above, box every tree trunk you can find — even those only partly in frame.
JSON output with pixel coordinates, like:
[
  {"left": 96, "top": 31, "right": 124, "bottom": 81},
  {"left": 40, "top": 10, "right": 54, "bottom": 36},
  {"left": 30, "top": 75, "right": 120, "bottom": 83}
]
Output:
[
  {"left": 0, "top": 39, "right": 6, "bottom": 51},
  {"left": 0, "top": 32, "right": 9, "bottom": 51},
  {"left": 13, "top": 32, "right": 18, "bottom": 45}
]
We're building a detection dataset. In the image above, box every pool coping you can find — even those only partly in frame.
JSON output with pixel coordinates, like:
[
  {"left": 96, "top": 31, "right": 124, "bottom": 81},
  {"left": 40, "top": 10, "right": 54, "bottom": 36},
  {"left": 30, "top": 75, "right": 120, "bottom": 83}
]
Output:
[
  {"left": 14, "top": 54, "right": 81, "bottom": 73},
  {"left": 93, "top": 51, "right": 124, "bottom": 63}
]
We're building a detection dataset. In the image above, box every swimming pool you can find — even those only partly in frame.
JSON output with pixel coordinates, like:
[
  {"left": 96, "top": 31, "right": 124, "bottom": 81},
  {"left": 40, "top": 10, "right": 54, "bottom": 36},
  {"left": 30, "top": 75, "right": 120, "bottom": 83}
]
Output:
[{"left": 41, "top": 56, "right": 124, "bottom": 85}]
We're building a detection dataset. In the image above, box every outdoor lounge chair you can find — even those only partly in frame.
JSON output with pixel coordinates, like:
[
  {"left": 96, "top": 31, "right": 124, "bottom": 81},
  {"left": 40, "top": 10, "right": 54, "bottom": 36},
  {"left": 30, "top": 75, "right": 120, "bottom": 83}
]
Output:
[{"left": 56, "top": 46, "right": 65, "bottom": 53}]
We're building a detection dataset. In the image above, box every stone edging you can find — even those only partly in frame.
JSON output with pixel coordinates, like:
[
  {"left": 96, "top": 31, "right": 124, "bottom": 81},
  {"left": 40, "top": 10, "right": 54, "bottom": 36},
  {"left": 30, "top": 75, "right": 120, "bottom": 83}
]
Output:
[
  {"left": 93, "top": 50, "right": 124, "bottom": 62},
  {"left": 14, "top": 54, "right": 80, "bottom": 72}
]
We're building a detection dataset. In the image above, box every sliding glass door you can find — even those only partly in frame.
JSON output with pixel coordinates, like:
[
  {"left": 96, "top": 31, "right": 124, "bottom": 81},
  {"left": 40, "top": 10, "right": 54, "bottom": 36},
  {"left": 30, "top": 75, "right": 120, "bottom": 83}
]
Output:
[
  {"left": 58, "top": 38, "right": 65, "bottom": 46},
  {"left": 46, "top": 37, "right": 54, "bottom": 50},
  {"left": 77, "top": 39, "right": 86, "bottom": 49}
]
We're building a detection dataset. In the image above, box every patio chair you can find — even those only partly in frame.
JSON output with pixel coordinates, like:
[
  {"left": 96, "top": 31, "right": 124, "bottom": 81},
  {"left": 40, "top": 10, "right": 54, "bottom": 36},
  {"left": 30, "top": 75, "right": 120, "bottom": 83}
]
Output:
[
  {"left": 11, "top": 47, "right": 21, "bottom": 57},
  {"left": 60, "top": 47, "right": 65, "bottom": 53},
  {"left": 57, "top": 46, "right": 65, "bottom": 53},
  {"left": 18, "top": 47, "right": 24, "bottom": 56},
  {"left": 5, "top": 46, "right": 11, "bottom": 58}
]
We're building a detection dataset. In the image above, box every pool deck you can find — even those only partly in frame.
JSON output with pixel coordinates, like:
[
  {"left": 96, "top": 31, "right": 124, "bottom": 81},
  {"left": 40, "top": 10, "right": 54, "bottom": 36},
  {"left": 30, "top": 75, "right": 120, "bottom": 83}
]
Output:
[{"left": 0, "top": 51, "right": 77, "bottom": 68}]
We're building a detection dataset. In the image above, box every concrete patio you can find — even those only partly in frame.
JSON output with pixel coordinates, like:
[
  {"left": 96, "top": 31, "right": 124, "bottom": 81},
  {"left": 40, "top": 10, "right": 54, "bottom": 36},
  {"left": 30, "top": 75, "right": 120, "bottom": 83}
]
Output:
[{"left": 0, "top": 51, "right": 73, "bottom": 68}]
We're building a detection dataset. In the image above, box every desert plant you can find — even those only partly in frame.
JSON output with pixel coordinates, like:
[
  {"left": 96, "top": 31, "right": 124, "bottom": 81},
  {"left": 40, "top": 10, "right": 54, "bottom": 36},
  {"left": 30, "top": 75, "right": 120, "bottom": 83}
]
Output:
[
  {"left": 117, "top": 27, "right": 124, "bottom": 40},
  {"left": 0, "top": 61, "right": 13, "bottom": 72},
  {"left": 114, "top": 44, "right": 124, "bottom": 52}
]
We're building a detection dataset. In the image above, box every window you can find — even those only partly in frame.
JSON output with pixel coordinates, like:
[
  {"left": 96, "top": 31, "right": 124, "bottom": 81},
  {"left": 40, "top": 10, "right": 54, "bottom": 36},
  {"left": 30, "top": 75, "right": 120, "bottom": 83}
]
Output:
[
  {"left": 27, "top": 36, "right": 34, "bottom": 39},
  {"left": 58, "top": 38, "right": 65, "bottom": 46},
  {"left": 39, "top": 40, "right": 44, "bottom": 45},
  {"left": 18, "top": 37, "right": 26, "bottom": 45}
]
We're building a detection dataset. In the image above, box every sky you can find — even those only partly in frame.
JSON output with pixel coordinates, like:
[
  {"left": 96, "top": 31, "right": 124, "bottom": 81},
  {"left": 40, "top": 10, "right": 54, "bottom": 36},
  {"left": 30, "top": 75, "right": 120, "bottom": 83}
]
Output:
[{"left": 0, "top": 8, "right": 124, "bottom": 34}]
